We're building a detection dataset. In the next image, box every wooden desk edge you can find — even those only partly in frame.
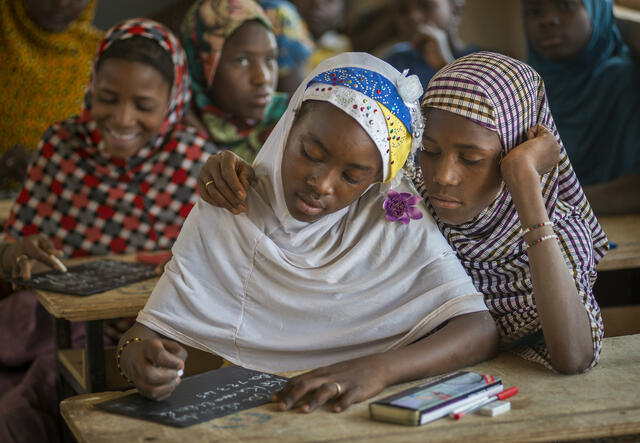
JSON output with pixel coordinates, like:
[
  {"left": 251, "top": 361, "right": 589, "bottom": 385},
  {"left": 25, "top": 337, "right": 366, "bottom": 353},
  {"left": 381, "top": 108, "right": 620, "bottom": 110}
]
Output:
[
  {"left": 59, "top": 335, "right": 640, "bottom": 443},
  {"left": 61, "top": 392, "right": 130, "bottom": 443},
  {"left": 59, "top": 391, "right": 640, "bottom": 443},
  {"left": 34, "top": 291, "right": 151, "bottom": 321},
  {"left": 597, "top": 257, "right": 640, "bottom": 272}
]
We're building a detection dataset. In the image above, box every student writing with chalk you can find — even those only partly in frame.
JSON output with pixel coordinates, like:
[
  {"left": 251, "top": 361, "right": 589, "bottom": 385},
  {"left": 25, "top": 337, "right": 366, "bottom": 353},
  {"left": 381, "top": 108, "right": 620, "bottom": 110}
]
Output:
[
  {"left": 202, "top": 53, "right": 608, "bottom": 375},
  {"left": 118, "top": 53, "right": 499, "bottom": 411}
]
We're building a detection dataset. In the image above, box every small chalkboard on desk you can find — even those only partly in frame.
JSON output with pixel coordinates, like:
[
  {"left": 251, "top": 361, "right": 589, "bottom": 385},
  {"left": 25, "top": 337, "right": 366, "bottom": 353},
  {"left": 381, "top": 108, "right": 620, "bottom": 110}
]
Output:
[
  {"left": 9, "top": 259, "right": 157, "bottom": 296},
  {"left": 96, "top": 366, "right": 288, "bottom": 427}
]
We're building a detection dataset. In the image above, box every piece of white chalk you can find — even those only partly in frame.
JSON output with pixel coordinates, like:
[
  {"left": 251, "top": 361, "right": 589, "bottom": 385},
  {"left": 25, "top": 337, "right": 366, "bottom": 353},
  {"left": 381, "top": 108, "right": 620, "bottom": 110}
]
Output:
[
  {"left": 477, "top": 400, "right": 511, "bottom": 417},
  {"left": 49, "top": 254, "right": 68, "bottom": 273},
  {"left": 177, "top": 369, "right": 184, "bottom": 377}
]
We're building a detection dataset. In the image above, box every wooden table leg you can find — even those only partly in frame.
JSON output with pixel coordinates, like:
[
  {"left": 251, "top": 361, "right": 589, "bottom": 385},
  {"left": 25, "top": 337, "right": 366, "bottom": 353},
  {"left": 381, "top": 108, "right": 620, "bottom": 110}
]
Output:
[
  {"left": 85, "top": 320, "right": 105, "bottom": 392},
  {"left": 55, "top": 317, "right": 71, "bottom": 349},
  {"left": 54, "top": 317, "right": 77, "bottom": 443},
  {"left": 54, "top": 317, "right": 76, "bottom": 398}
]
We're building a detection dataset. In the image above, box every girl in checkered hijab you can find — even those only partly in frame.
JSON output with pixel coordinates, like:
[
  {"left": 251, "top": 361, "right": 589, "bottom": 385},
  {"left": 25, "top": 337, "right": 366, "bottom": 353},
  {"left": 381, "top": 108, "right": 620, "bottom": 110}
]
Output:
[
  {"left": 411, "top": 51, "right": 608, "bottom": 373},
  {"left": 3, "top": 19, "right": 218, "bottom": 276},
  {"left": 0, "top": 19, "right": 219, "bottom": 443}
]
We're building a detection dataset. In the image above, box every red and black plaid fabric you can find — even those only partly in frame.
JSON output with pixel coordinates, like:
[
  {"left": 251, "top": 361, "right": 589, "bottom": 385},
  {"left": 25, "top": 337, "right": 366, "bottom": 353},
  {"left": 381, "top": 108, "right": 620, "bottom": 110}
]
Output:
[{"left": 5, "top": 19, "right": 218, "bottom": 256}]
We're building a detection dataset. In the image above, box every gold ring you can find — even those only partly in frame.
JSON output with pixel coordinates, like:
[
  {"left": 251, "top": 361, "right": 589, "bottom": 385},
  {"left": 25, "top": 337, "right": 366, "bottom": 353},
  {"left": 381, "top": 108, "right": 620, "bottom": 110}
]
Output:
[
  {"left": 15, "top": 254, "right": 29, "bottom": 265},
  {"left": 205, "top": 179, "right": 215, "bottom": 187},
  {"left": 333, "top": 382, "right": 342, "bottom": 397}
]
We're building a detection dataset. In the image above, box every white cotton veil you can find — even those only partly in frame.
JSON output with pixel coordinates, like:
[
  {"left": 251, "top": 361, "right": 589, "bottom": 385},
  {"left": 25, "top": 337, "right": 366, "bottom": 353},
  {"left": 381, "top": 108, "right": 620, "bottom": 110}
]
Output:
[{"left": 138, "top": 53, "right": 486, "bottom": 372}]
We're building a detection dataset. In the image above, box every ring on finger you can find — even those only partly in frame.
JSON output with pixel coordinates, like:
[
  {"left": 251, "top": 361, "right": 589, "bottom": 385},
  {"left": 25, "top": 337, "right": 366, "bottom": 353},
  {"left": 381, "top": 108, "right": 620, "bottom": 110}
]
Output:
[
  {"left": 15, "top": 254, "right": 29, "bottom": 265},
  {"left": 205, "top": 179, "right": 215, "bottom": 187},
  {"left": 333, "top": 381, "right": 342, "bottom": 397}
]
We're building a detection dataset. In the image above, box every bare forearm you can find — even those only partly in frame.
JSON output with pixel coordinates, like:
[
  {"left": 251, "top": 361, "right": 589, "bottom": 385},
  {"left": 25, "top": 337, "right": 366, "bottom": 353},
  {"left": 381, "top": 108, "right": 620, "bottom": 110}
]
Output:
[
  {"left": 506, "top": 168, "right": 594, "bottom": 373},
  {"left": 583, "top": 174, "right": 640, "bottom": 215},
  {"left": 378, "top": 311, "right": 498, "bottom": 387}
]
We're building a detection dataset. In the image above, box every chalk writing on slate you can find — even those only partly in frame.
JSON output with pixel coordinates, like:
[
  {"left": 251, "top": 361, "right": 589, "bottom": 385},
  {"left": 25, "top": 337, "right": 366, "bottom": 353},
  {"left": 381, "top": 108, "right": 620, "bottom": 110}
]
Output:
[
  {"left": 9, "top": 259, "right": 157, "bottom": 296},
  {"left": 96, "top": 366, "right": 289, "bottom": 427}
]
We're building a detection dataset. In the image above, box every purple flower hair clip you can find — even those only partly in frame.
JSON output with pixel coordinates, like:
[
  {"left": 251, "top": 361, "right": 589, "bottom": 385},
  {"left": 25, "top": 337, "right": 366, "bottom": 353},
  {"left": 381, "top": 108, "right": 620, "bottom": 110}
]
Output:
[{"left": 383, "top": 190, "right": 423, "bottom": 225}]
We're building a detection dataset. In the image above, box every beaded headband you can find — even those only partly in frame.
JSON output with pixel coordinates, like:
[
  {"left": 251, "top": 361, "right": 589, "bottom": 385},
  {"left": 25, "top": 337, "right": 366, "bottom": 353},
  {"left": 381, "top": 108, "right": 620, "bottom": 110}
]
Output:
[{"left": 303, "top": 67, "right": 422, "bottom": 182}]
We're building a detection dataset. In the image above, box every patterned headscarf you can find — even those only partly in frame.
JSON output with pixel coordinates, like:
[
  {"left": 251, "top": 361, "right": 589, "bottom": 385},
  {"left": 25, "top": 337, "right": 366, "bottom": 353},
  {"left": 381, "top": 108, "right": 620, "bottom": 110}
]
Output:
[
  {"left": 412, "top": 52, "right": 608, "bottom": 369},
  {"left": 181, "top": 0, "right": 287, "bottom": 162},
  {"left": 258, "top": 0, "right": 314, "bottom": 77},
  {"left": 0, "top": 0, "right": 102, "bottom": 153},
  {"left": 5, "top": 19, "right": 218, "bottom": 257}
]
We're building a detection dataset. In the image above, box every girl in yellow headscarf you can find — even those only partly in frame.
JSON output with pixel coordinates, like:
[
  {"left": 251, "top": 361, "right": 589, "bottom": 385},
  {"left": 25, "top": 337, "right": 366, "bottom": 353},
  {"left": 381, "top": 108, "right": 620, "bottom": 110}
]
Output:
[{"left": 0, "top": 0, "right": 102, "bottom": 186}]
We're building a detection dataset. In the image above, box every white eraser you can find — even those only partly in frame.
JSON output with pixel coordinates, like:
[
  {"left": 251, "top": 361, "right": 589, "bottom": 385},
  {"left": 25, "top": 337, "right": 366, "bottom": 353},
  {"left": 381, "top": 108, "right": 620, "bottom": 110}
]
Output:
[
  {"left": 177, "top": 369, "right": 184, "bottom": 377},
  {"left": 477, "top": 400, "right": 511, "bottom": 417}
]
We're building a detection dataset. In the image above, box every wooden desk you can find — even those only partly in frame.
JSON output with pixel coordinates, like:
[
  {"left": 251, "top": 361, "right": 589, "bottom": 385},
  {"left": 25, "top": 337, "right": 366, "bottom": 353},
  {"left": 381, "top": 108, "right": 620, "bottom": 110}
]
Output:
[
  {"left": 61, "top": 335, "right": 640, "bottom": 443},
  {"left": 597, "top": 214, "right": 640, "bottom": 271},
  {"left": 34, "top": 255, "right": 159, "bottom": 394}
]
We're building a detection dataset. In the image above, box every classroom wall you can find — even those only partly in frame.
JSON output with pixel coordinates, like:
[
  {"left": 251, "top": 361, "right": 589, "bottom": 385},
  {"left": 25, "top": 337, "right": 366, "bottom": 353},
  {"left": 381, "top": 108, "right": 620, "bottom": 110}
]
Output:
[{"left": 459, "top": 0, "right": 527, "bottom": 61}]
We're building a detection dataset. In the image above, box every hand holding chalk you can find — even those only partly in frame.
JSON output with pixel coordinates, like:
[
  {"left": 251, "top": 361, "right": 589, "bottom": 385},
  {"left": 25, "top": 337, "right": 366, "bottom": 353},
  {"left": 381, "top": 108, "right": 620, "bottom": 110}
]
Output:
[
  {"left": 49, "top": 254, "right": 68, "bottom": 273},
  {"left": 6, "top": 234, "right": 66, "bottom": 281},
  {"left": 126, "top": 338, "right": 188, "bottom": 401}
]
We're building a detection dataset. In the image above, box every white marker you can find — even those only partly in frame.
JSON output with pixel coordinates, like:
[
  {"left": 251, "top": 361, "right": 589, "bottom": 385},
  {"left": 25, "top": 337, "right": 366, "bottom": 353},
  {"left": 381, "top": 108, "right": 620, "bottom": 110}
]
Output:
[{"left": 49, "top": 254, "right": 68, "bottom": 273}]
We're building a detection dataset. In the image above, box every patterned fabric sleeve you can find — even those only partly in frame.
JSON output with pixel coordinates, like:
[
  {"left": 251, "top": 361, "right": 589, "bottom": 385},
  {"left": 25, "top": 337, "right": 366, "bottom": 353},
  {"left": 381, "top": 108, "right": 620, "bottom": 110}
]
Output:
[
  {"left": 496, "top": 204, "right": 604, "bottom": 372},
  {"left": 554, "top": 205, "right": 604, "bottom": 370}
]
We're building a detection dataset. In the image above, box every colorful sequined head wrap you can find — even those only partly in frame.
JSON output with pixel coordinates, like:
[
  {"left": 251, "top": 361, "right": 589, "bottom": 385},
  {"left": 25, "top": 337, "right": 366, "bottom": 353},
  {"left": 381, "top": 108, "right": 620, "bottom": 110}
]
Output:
[{"left": 303, "top": 65, "right": 423, "bottom": 182}]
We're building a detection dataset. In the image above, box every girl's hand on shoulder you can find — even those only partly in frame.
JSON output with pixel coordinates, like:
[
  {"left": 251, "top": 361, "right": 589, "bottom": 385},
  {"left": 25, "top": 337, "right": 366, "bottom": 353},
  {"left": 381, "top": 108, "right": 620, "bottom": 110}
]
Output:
[
  {"left": 197, "top": 151, "right": 255, "bottom": 214},
  {"left": 500, "top": 124, "right": 561, "bottom": 186},
  {"left": 272, "top": 355, "right": 390, "bottom": 413},
  {"left": 4, "top": 235, "right": 65, "bottom": 281},
  {"left": 121, "top": 338, "right": 187, "bottom": 401}
]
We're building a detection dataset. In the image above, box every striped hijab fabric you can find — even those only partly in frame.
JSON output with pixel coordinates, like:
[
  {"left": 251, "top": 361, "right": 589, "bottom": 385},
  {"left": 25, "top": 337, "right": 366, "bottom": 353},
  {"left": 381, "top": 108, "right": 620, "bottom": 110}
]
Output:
[{"left": 413, "top": 52, "right": 608, "bottom": 370}]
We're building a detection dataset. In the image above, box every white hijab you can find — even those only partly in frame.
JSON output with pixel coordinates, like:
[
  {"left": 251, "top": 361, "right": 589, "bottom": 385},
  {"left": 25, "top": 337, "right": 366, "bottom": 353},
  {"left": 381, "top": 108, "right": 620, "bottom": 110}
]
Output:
[{"left": 138, "top": 53, "right": 486, "bottom": 372}]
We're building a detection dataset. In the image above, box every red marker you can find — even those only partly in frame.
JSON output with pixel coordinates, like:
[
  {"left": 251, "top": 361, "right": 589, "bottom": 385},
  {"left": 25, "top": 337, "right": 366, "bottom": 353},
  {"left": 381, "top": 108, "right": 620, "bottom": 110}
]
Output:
[{"left": 452, "top": 386, "right": 519, "bottom": 420}]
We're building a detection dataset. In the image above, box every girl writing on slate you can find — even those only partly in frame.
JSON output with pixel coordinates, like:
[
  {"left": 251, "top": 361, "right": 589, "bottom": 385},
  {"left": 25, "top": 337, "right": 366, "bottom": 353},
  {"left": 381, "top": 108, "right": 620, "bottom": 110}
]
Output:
[
  {"left": 524, "top": 0, "right": 640, "bottom": 214},
  {"left": 200, "top": 52, "right": 607, "bottom": 374},
  {"left": 118, "top": 53, "right": 499, "bottom": 412},
  {"left": 181, "top": 0, "right": 287, "bottom": 162},
  {"left": 0, "top": 19, "right": 216, "bottom": 442}
]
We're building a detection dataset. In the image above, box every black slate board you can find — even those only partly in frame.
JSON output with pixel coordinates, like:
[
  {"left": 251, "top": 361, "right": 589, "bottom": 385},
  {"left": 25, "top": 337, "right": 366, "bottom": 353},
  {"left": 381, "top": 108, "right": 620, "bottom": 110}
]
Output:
[
  {"left": 9, "top": 259, "right": 157, "bottom": 296},
  {"left": 96, "top": 366, "right": 289, "bottom": 427}
]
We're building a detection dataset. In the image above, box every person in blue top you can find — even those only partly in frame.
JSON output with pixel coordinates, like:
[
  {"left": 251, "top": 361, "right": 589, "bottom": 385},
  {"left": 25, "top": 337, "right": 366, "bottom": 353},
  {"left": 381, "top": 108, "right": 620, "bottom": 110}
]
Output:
[
  {"left": 384, "top": 0, "right": 476, "bottom": 92},
  {"left": 524, "top": 0, "right": 640, "bottom": 214}
]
